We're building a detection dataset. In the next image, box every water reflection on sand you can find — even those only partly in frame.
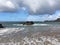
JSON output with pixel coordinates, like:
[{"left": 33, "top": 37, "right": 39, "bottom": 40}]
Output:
[{"left": 0, "top": 25, "right": 60, "bottom": 45}]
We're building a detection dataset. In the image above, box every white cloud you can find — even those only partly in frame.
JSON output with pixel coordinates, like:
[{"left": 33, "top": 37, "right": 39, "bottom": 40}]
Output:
[
  {"left": 0, "top": 0, "right": 19, "bottom": 12},
  {"left": 47, "top": 12, "right": 60, "bottom": 20},
  {"left": 22, "top": 0, "right": 60, "bottom": 14},
  {"left": 26, "top": 11, "right": 60, "bottom": 21},
  {"left": 6, "top": 1, "right": 15, "bottom": 8},
  {"left": 22, "top": 7, "right": 26, "bottom": 11},
  {"left": 0, "top": 0, "right": 60, "bottom": 15},
  {"left": 26, "top": 15, "right": 41, "bottom": 21}
]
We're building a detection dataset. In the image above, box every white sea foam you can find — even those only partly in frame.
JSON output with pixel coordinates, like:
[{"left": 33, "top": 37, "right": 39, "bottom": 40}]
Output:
[
  {"left": 13, "top": 23, "right": 50, "bottom": 26},
  {"left": 33, "top": 24, "right": 49, "bottom": 26},
  {"left": 0, "top": 28, "right": 25, "bottom": 36},
  {"left": 13, "top": 24, "right": 23, "bottom": 26}
]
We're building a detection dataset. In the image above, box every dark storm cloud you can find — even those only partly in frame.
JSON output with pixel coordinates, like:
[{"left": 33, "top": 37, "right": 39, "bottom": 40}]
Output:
[
  {"left": 22, "top": 0, "right": 60, "bottom": 15},
  {"left": 0, "top": 0, "right": 60, "bottom": 15}
]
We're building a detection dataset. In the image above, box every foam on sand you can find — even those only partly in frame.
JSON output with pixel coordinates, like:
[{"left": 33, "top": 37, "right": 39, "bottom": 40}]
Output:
[{"left": 0, "top": 28, "right": 25, "bottom": 36}]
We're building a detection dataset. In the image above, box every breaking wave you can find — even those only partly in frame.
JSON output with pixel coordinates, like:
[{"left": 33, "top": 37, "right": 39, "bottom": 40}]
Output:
[
  {"left": 0, "top": 28, "right": 25, "bottom": 36},
  {"left": 33, "top": 24, "right": 49, "bottom": 26}
]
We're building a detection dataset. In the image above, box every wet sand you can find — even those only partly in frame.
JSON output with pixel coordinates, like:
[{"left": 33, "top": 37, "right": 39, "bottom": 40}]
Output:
[{"left": 0, "top": 26, "right": 60, "bottom": 45}]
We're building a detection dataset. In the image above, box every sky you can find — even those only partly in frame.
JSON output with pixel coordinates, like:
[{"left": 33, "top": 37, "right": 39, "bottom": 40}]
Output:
[{"left": 0, "top": 0, "right": 60, "bottom": 21}]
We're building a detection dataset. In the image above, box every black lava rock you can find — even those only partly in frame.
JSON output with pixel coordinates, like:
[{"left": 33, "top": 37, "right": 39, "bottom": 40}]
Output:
[
  {"left": 23, "top": 21, "right": 34, "bottom": 25},
  {"left": 0, "top": 24, "right": 4, "bottom": 28}
]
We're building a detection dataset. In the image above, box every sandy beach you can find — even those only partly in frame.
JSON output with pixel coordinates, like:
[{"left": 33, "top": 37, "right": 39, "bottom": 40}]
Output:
[{"left": 0, "top": 26, "right": 60, "bottom": 45}]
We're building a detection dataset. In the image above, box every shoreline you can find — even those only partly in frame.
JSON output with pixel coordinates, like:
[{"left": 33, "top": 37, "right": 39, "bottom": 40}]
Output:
[{"left": 0, "top": 26, "right": 60, "bottom": 45}]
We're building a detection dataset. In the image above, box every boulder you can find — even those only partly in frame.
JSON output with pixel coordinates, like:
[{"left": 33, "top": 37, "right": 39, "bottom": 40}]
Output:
[
  {"left": 0, "top": 24, "right": 4, "bottom": 28},
  {"left": 23, "top": 21, "right": 34, "bottom": 25}
]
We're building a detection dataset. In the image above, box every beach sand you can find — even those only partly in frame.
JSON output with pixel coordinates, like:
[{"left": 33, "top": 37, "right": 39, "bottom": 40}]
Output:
[{"left": 0, "top": 26, "right": 60, "bottom": 45}]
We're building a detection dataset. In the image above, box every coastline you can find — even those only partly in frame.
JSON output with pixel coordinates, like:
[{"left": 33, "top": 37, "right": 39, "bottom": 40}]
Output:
[{"left": 0, "top": 26, "right": 60, "bottom": 45}]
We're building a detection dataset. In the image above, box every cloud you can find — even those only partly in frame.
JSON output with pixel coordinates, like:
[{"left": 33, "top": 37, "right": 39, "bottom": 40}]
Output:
[
  {"left": 0, "top": 0, "right": 19, "bottom": 12},
  {"left": 0, "top": 0, "right": 60, "bottom": 15},
  {"left": 26, "top": 15, "right": 41, "bottom": 21},
  {"left": 26, "top": 15, "right": 48, "bottom": 21},
  {"left": 26, "top": 12, "right": 60, "bottom": 21},
  {"left": 22, "top": 0, "right": 60, "bottom": 15},
  {"left": 47, "top": 12, "right": 60, "bottom": 20}
]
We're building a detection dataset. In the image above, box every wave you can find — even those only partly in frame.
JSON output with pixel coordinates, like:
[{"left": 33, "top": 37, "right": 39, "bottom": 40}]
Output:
[
  {"left": 33, "top": 24, "right": 49, "bottom": 26},
  {"left": 0, "top": 28, "right": 25, "bottom": 36},
  {"left": 13, "top": 24, "right": 50, "bottom": 26}
]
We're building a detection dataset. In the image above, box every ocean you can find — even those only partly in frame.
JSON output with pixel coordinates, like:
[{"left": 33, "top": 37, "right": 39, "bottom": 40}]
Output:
[
  {"left": 0, "top": 22, "right": 60, "bottom": 37},
  {"left": 0, "top": 22, "right": 60, "bottom": 45},
  {"left": 2, "top": 22, "right": 60, "bottom": 27},
  {"left": 1, "top": 22, "right": 60, "bottom": 34}
]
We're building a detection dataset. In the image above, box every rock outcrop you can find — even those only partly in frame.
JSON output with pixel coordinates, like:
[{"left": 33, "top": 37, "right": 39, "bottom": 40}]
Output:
[
  {"left": 23, "top": 21, "right": 34, "bottom": 25},
  {"left": 0, "top": 24, "right": 4, "bottom": 28},
  {"left": 44, "top": 18, "right": 60, "bottom": 22}
]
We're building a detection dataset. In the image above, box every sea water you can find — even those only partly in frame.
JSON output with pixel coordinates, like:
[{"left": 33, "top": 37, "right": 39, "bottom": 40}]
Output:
[
  {"left": 0, "top": 22, "right": 60, "bottom": 36},
  {"left": 0, "top": 22, "right": 60, "bottom": 45},
  {"left": 2, "top": 22, "right": 60, "bottom": 27}
]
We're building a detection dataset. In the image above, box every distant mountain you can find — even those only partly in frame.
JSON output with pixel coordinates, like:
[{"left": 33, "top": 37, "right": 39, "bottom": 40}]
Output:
[
  {"left": 55, "top": 18, "right": 60, "bottom": 22},
  {"left": 44, "top": 18, "right": 60, "bottom": 22}
]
